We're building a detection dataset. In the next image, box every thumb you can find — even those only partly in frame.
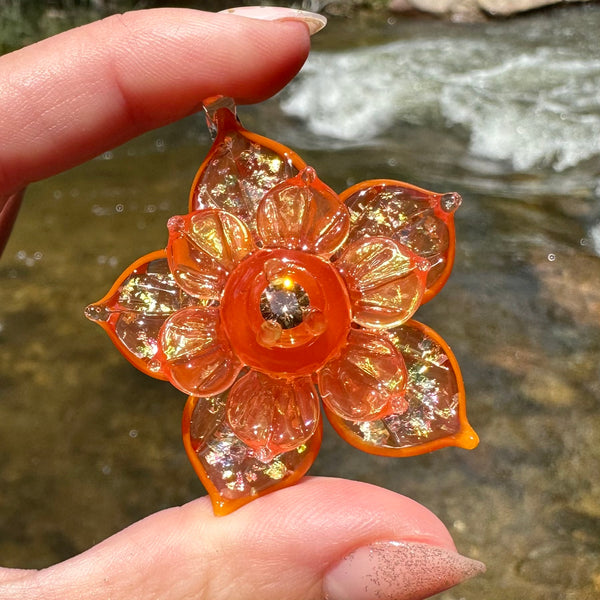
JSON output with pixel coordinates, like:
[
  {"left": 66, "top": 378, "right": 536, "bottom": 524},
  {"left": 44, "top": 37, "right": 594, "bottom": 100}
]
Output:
[{"left": 2, "top": 477, "right": 484, "bottom": 600}]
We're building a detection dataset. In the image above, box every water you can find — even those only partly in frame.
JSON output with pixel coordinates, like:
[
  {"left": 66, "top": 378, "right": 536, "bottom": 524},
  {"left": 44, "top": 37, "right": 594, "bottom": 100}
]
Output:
[
  {"left": 1, "top": 6, "right": 600, "bottom": 599},
  {"left": 283, "top": 14, "right": 600, "bottom": 172},
  {"left": 283, "top": 6, "right": 600, "bottom": 172}
]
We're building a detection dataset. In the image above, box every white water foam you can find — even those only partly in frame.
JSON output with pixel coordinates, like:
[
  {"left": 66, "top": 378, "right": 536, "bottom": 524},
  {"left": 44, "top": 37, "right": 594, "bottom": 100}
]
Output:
[{"left": 281, "top": 38, "right": 600, "bottom": 172}]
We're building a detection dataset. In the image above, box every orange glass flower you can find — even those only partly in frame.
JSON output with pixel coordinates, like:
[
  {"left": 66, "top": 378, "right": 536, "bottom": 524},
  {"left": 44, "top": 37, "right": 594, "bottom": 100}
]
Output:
[{"left": 86, "top": 97, "right": 478, "bottom": 515}]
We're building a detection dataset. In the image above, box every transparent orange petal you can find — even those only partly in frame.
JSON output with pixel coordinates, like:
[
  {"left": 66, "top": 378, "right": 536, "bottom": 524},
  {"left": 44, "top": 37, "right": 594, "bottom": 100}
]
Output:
[
  {"left": 166, "top": 209, "right": 254, "bottom": 300},
  {"left": 340, "top": 180, "right": 461, "bottom": 303},
  {"left": 158, "top": 306, "right": 242, "bottom": 396},
  {"left": 182, "top": 391, "right": 322, "bottom": 515},
  {"left": 85, "top": 251, "right": 194, "bottom": 379},
  {"left": 226, "top": 370, "right": 320, "bottom": 463},
  {"left": 324, "top": 320, "right": 478, "bottom": 456},
  {"left": 335, "top": 236, "right": 429, "bottom": 329},
  {"left": 318, "top": 329, "right": 407, "bottom": 422},
  {"left": 190, "top": 98, "right": 306, "bottom": 242},
  {"left": 256, "top": 167, "right": 350, "bottom": 257}
]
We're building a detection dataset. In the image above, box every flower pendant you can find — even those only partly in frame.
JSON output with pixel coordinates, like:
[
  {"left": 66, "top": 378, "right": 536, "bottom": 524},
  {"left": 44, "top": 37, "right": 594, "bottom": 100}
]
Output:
[{"left": 86, "top": 96, "right": 478, "bottom": 515}]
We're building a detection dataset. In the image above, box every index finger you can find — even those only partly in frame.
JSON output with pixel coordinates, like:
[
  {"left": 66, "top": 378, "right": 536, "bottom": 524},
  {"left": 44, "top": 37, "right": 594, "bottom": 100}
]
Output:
[{"left": 0, "top": 8, "right": 311, "bottom": 196}]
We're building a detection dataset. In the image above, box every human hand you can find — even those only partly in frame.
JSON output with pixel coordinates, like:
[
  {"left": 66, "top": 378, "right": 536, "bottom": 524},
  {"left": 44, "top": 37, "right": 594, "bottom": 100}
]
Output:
[
  {"left": 0, "top": 8, "right": 484, "bottom": 599},
  {"left": 0, "top": 477, "right": 483, "bottom": 600}
]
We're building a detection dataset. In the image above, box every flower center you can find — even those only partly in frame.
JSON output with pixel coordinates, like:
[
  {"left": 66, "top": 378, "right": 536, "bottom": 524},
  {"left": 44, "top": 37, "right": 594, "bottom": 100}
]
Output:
[
  {"left": 220, "top": 248, "right": 352, "bottom": 377},
  {"left": 259, "top": 278, "right": 309, "bottom": 330}
]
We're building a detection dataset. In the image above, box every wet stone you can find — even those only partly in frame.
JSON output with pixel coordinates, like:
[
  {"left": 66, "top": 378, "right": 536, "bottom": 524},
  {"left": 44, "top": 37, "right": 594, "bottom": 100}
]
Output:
[{"left": 260, "top": 278, "right": 309, "bottom": 330}]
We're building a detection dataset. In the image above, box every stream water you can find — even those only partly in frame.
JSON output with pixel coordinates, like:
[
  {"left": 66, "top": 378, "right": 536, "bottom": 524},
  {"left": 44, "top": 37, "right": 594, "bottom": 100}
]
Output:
[{"left": 1, "top": 5, "right": 599, "bottom": 599}]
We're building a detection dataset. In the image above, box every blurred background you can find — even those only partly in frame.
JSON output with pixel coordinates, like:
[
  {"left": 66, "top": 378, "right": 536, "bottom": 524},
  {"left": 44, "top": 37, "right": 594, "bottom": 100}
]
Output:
[{"left": 1, "top": 1, "right": 599, "bottom": 599}]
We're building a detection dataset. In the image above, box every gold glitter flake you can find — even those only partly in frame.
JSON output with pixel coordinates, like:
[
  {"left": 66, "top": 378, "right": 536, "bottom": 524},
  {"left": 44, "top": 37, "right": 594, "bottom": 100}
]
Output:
[{"left": 264, "top": 460, "right": 288, "bottom": 480}]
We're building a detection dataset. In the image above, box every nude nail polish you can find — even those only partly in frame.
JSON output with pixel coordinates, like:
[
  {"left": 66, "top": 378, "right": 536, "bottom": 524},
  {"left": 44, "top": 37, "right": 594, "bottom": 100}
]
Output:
[
  {"left": 322, "top": 541, "right": 485, "bottom": 600},
  {"left": 218, "top": 6, "right": 327, "bottom": 36}
]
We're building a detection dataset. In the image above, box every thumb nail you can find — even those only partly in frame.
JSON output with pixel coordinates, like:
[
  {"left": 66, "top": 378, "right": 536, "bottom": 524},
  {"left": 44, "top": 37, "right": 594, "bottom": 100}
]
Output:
[
  {"left": 218, "top": 6, "right": 327, "bottom": 36},
  {"left": 322, "top": 541, "right": 485, "bottom": 600}
]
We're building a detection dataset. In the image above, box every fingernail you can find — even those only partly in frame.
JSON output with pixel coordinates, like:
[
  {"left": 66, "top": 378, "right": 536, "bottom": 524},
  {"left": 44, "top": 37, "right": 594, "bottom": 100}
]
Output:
[
  {"left": 323, "top": 541, "right": 485, "bottom": 600},
  {"left": 219, "top": 6, "right": 327, "bottom": 36}
]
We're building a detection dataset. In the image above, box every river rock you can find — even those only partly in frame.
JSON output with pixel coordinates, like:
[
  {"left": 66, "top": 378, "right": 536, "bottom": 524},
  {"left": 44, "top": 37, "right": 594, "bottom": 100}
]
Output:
[
  {"left": 388, "top": 0, "right": 484, "bottom": 20},
  {"left": 479, "top": 0, "right": 589, "bottom": 14},
  {"left": 389, "top": 0, "right": 595, "bottom": 19}
]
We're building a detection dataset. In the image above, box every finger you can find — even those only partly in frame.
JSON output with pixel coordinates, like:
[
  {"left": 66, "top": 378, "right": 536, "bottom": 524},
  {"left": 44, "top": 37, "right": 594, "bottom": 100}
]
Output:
[
  {"left": 0, "top": 8, "right": 311, "bottom": 196},
  {"left": 0, "top": 568, "right": 32, "bottom": 585},
  {"left": 5, "top": 477, "right": 484, "bottom": 600}
]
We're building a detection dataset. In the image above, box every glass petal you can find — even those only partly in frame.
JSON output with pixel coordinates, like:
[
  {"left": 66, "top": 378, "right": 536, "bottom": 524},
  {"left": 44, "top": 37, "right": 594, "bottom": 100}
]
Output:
[
  {"left": 226, "top": 370, "right": 320, "bottom": 463},
  {"left": 85, "top": 251, "right": 193, "bottom": 379},
  {"left": 318, "top": 329, "right": 407, "bottom": 422},
  {"left": 158, "top": 306, "right": 242, "bottom": 396},
  {"left": 182, "top": 391, "right": 322, "bottom": 515},
  {"left": 341, "top": 180, "right": 461, "bottom": 302},
  {"left": 256, "top": 167, "right": 350, "bottom": 257},
  {"left": 324, "top": 320, "right": 478, "bottom": 456},
  {"left": 335, "top": 236, "right": 429, "bottom": 328},
  {"left": 190, "top": 100, "right": 307, "bottom": 242},
  {"left": 167, "top": 209, "right": 255, "bottom": 300}
]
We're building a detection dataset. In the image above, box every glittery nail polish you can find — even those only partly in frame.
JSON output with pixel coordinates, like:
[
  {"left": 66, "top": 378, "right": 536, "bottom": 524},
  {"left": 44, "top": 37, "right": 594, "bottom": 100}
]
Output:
[
  {"left": 218, "top": 6, "right": 327, "bottom": 36},
  {"left": 322, "top": 541, "right": 485, "bottom": 600}
]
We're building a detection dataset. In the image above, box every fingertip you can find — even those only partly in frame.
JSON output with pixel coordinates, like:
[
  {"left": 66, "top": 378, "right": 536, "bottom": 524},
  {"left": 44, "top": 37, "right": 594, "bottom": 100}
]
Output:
[
  {"left": 212, "top": 17, "right": 311, "bottom": 104},
  {"left": 182, "top": 477, "right": 462, "bottom": 599},
  {"left": 176, "top": 477, "right": 456, "bottom": 560},
  {"left": 90, "top": 8, "right": 311, "bottom": 111},
  {"left": 229, "top": 477, "right": 457, "bottom": 552}
]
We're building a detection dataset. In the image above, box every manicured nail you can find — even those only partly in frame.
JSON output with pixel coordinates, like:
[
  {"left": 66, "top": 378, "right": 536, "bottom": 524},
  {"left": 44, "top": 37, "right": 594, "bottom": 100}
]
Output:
[
  {"left": 322, "top": 541, "right": 485, "bottom": 600},
  {"left": 219, "top": 6, "right": 327, "bottom": 36}
]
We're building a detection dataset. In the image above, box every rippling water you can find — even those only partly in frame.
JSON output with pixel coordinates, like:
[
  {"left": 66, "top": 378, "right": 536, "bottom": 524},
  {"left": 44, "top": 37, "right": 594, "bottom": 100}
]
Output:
[
  {"left": 1, "top": 6, "right": 599, "bottom": 600},
  {"left": 283, "top": 7, "right": 600, "bottom": 173}
]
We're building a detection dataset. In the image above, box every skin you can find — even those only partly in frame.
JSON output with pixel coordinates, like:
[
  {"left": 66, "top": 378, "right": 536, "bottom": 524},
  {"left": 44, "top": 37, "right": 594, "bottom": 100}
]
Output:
[{"left": 0, "top": 9, "right": 460, "bottom": 600}]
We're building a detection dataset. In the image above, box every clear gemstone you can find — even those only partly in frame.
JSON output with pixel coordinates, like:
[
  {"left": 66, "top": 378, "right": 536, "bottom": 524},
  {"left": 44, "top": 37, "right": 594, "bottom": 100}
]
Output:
[{"left": 260, "top": 278, "right": 309, "bottom": 330}]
